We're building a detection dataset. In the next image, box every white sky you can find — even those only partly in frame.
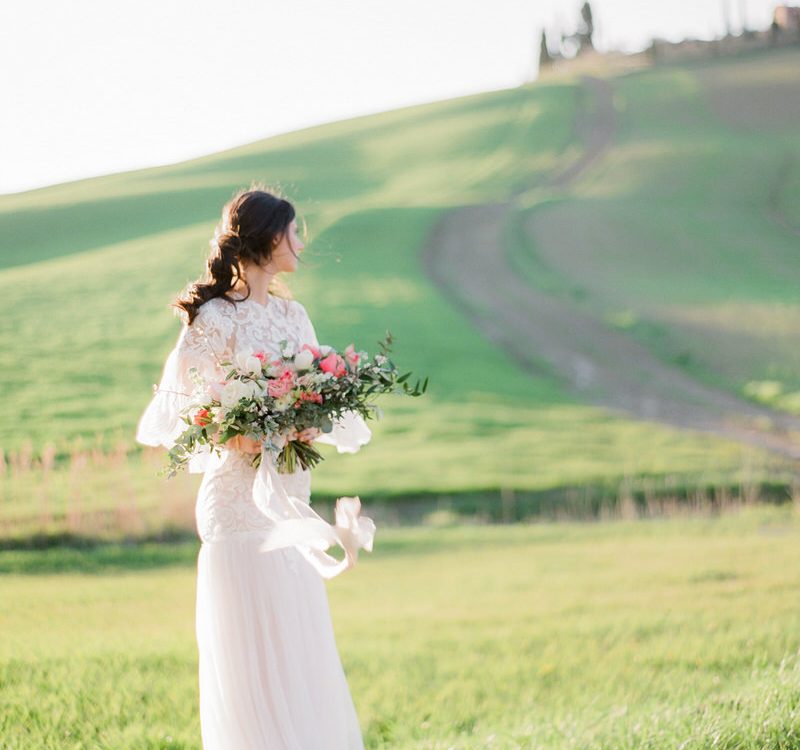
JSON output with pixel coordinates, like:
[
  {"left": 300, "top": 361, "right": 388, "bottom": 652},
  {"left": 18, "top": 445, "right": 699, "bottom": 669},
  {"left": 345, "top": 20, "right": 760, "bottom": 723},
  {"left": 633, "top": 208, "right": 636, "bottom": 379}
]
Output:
[{"left": 0, "top": 0, "right": 782, "bottom": 195}]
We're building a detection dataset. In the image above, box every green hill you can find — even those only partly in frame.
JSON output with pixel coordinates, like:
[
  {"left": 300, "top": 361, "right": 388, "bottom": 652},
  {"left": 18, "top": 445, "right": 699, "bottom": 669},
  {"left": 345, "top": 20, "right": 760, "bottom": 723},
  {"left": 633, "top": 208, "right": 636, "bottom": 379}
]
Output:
[
  {"left": 517, "top": 48, "right": 800, "bottom": 406},
  {"left": 1, "top": 47, "right": 798, "bottom": 502}
]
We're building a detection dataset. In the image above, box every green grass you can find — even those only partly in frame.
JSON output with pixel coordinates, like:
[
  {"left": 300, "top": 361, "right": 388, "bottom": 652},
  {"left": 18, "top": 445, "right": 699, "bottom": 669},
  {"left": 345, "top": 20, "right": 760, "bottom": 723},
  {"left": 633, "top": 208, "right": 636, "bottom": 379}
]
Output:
[
  {"left": 0, "top": 81, "right": 593, "bottom": 488},
  {"left": 513, "top": 48, "right": 800, "bottom": 402},
  {"left": 3, "top": 46, "right": 800, "bottom": 750},
  {"left": 1, "top": 508, "right": 799, "bottom": 748},
  {"left": 1, "top": 49, "right": 798, "bottom": 508}
]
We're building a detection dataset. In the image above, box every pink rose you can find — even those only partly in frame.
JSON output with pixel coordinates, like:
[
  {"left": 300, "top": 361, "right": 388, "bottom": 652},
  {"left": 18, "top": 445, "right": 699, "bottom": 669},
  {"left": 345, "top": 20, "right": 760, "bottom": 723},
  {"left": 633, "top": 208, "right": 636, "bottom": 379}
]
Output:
[
  {"left": 269, "top": 360, "right": 293, "bottom": 379},
  {"left": 268, "top": 370, "right": 296, "bottom": 398},
  {"left": 319, "top": 352, "right": 346, "bottom": 378}
]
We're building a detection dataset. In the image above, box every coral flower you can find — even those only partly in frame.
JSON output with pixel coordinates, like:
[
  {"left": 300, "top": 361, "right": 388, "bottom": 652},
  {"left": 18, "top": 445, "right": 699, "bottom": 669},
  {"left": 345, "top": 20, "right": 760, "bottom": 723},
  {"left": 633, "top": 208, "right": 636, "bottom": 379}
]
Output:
[
  {"left": 193, "top": 408, "right": 212, "bottom": 426},
  {"left": 320, "top": 352, "right": 346, "bottom": 378}
]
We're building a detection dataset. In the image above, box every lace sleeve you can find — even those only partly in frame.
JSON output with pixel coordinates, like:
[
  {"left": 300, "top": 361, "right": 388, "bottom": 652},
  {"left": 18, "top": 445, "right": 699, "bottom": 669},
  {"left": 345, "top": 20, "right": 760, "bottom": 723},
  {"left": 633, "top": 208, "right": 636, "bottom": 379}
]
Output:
[
  {"left": 135, "top": 300, "right": 236, "bottom": 472},
  {"left": 294, "top": 301, "right": 372, "bottom": 454}
]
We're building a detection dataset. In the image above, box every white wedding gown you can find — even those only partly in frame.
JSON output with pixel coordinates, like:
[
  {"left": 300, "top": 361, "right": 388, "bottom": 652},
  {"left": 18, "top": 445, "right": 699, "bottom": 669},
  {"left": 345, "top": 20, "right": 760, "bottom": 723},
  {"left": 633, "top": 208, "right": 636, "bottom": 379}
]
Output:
[{"left": 135, "top": 294, "right": 373, "bottom": 750}]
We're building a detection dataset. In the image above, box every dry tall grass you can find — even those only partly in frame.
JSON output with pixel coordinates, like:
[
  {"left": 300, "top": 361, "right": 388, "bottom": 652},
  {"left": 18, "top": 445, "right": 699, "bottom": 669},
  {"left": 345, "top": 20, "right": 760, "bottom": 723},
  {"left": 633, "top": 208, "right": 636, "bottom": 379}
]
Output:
[
  {"left": 0, "top": 438, "right": 198, "bottom": 545},
  {"left": 1, "top": 437, "right": 797, "bottom": 547}
]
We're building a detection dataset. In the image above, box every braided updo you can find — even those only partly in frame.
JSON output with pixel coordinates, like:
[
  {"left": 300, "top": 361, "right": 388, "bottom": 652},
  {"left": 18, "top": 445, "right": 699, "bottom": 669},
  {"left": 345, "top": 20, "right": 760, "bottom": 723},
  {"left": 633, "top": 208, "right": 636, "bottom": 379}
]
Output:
[{"left": 174, "top": 184, "right": 299, "bottom": 324}]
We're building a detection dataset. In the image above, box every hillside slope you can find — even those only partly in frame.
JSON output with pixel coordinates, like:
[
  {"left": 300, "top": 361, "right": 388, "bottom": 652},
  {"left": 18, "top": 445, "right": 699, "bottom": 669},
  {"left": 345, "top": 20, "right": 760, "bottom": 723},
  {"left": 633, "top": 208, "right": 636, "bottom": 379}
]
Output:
[
  {"left": 524, "top": 48, "right": 800, "bottom": 413},
  {"left": 0, "top": 55, "right": 794, "bottom": 497},
  {"left": 427, "top": 49, "right": 800, "bottom": 462}
]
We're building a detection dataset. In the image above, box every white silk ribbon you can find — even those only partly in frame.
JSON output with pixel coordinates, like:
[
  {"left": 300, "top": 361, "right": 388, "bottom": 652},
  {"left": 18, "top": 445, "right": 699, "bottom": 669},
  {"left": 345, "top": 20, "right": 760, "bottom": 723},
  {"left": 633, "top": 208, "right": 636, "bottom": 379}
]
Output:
[{"left": 253, "top": 446, "right": 376, "bottom": 579}]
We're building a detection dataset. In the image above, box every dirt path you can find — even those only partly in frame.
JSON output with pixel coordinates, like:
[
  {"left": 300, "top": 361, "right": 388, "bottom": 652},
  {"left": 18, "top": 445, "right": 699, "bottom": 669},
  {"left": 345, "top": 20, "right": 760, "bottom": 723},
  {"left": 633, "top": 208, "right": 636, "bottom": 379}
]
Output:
[{"left": 422, "top": 76, "right": 800, "bottom": 462}]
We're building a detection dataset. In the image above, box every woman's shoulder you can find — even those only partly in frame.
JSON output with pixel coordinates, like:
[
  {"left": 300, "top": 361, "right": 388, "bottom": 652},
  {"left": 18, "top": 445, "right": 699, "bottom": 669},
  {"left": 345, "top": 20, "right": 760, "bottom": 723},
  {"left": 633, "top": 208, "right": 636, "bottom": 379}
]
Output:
[
  {"left": 190, "top": 294, "right": 306, "bottom": 324},
  {"left": 194, "top": 295, "right": 236, "bottom": 320},
  {"left": 185, "top": 297, "right": 239, "bottom": 337},
  {"left": 286, "top": 298, "right": 312, "bottom": 323}
]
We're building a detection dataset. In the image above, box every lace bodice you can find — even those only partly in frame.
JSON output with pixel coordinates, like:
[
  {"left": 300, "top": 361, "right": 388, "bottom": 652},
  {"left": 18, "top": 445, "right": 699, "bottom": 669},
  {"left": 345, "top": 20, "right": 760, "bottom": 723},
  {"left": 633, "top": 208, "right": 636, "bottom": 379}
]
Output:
[
  {"left": 183, "top": 295, "right": 315, "bottom": 382},
  {"left": 136, "top": 295, "right": 314, "bottom": 468},
  {"left": 136, "top": 292, "right": 372, "bottom": 550},
  {"left": 137, "top": 294, "right": 367, "bottom": 462}
]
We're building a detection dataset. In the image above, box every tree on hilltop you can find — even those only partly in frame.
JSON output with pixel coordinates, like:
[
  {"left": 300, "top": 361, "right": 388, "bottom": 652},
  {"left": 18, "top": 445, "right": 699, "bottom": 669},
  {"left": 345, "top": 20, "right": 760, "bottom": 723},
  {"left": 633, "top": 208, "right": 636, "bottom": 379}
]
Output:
[
  {"left": 578, "top": 1, "right": 595, "bottom": 51},
  {"left": 539, "top": 29, "right": 553, "bottom": 69}
]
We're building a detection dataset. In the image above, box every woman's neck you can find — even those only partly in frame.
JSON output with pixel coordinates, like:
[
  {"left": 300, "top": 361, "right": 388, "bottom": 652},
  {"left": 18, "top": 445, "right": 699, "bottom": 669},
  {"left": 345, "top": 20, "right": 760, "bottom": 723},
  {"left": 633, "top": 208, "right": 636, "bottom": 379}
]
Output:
[{"left": 232, "top": 271, "right": 273, "bottom": 305}]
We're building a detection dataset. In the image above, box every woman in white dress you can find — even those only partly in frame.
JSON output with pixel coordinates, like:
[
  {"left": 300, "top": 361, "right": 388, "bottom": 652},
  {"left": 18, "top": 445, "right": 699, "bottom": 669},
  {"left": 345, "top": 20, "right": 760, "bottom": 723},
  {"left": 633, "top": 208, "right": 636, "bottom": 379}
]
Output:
[{"left": 135, "top": 186, "right": 374, "bottom": 749}]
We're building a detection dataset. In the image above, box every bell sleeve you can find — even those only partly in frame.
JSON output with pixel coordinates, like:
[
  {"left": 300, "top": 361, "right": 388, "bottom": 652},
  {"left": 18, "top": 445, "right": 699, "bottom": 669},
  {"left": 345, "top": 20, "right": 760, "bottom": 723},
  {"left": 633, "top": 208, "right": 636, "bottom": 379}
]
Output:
[
  {"left": 135, "top": 303, "right": 234, "bottom": 473},
  {"left": 294, "top": 301, "right": 372, "bottom": 453}
]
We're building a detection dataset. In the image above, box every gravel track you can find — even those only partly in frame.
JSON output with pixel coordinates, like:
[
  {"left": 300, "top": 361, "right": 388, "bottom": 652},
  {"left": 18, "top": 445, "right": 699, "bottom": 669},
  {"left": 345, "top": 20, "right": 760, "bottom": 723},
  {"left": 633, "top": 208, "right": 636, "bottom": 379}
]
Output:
[{"left": 422, "top": 76, "right": 800, "bottom": 461}]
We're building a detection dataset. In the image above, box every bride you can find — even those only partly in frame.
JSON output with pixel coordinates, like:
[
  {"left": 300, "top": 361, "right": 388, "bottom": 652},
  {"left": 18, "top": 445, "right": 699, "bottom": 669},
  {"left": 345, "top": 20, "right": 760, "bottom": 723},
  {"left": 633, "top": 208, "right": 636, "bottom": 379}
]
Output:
[{"left": 136, "top": 186, "right": 373, "bottom": 749}]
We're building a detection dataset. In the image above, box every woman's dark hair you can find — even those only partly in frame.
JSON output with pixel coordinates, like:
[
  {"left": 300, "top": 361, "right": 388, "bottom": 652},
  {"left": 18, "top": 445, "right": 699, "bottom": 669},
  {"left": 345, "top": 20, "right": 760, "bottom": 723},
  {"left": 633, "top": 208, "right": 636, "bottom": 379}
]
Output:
[{"left": 174, "top": 183, "right": 301, "bottom": 324}]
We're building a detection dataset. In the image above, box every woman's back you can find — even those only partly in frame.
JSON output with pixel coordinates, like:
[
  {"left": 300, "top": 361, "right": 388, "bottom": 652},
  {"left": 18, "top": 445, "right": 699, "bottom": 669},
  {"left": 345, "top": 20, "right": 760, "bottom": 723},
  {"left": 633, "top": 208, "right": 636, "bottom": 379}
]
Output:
[
  {"left": 190, "top": 295, "right": 316, "bottom": 542},
  {"left": 137, "top": 187, "right": 368, "bottom": 749}
]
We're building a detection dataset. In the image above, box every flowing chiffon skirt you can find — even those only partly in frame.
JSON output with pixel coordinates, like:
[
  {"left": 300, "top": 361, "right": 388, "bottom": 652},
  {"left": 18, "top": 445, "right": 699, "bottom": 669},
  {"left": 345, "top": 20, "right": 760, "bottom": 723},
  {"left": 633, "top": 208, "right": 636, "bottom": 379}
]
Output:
[
  {"left": 132, "top": 296, "right": 375, "bottom": 749},
  {"left": 193, "top": 450, "right": 365, "bottom": 750}
]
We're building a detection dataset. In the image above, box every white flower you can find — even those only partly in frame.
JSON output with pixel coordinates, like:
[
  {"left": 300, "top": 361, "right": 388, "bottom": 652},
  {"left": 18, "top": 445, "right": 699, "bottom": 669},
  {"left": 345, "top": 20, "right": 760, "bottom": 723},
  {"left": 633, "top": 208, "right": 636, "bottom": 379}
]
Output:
[
  {"left": 319, "top": 344, "right": 333, "bottom": 356},
  {"left": 273, "top": 393, "right": 294, "bottom": 412},
  {"left": 220, "top": 379, "right": 250, "bottom": 408},
  {"left": 235, "top": 351, "right": 263, "bottom": 376},
  {"left": 266, "top": 361, "right": 286, "bottom": 377},
  {"left": 245, "top": 356, "right": 263, "bottom": 375},
  {"left": 236, "top": 379, "right": 263, "bottom": 400},
  {"left": 294, "top": 349, "right": 314, "bottom": 371}
]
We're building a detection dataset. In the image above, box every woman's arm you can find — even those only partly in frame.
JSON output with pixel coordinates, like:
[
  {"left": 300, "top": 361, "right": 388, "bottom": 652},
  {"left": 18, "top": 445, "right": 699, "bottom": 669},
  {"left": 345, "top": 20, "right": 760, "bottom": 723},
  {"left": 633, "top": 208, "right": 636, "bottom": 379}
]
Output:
[{"left": 224, "top": 429, "right": 322, "bottom": 455}]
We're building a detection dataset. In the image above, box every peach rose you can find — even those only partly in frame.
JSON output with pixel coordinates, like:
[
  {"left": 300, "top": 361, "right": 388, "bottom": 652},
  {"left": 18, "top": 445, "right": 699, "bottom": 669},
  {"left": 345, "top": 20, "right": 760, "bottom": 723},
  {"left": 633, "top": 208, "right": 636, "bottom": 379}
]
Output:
[{"left": 319, "top": 352, "right": 346, "bottom": 378}]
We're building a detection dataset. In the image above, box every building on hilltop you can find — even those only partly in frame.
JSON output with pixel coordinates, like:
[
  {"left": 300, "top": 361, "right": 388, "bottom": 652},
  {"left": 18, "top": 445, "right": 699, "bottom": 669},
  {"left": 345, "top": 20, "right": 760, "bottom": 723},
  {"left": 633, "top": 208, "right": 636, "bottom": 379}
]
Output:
[{"left": 773, "top": 4, "right": 800, "bottom": 31}]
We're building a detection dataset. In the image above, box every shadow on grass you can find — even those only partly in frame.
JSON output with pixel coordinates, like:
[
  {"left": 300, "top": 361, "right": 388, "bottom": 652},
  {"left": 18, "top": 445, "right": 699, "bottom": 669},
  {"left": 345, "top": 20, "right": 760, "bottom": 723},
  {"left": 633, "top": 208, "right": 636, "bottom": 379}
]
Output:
[
  {"left": 0, "top": 538, "right": 200, "bottom": 575},
  {"left": 1, "top": 481, "right": 795, "bottom": 575}
]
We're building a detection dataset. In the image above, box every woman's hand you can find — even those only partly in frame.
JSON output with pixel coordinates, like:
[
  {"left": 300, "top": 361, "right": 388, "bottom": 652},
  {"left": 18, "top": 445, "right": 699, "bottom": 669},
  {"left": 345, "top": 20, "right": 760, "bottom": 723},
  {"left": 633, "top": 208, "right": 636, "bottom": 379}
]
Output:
[
  {"left": 227, "top": 434, "right": 263, "bottom": 454},
  {"left": 286, "top": 426, "right": 322, "bottom": 445},
  {"left": 224, "top": 428, "right": 320, "bottom": 454}
]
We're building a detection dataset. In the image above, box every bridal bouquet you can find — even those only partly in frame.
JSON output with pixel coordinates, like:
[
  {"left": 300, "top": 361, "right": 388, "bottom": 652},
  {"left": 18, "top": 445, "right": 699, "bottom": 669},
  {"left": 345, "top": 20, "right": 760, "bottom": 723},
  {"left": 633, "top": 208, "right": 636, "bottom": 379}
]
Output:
[{"left": 163, "top": 332, "right": 427, "bottom": 478}]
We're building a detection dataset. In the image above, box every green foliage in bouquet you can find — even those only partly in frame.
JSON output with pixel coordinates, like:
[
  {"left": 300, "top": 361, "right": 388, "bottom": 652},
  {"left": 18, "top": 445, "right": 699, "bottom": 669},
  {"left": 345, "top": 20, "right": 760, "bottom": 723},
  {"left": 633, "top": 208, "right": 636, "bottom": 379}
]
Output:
[{"left": 162, "top": 332, "right": 427, "bottom": 478}]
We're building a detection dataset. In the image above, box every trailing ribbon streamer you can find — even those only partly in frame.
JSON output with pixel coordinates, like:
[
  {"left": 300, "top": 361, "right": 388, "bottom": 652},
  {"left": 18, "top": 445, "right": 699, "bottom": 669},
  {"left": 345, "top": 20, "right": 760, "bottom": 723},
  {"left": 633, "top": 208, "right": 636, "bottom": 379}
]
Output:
[{"left": 253, "top": 446, "right": 376, "bottom": 579}]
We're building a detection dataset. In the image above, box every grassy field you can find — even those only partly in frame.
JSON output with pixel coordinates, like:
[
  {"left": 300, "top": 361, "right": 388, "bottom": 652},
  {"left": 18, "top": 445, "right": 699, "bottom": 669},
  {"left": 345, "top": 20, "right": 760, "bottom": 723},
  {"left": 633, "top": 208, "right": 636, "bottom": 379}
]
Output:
[
  {"left": 1, "top": 49, "right": 798, "bottom": 512},
  {"left": 3, "top": 437, "right": 794, "bottom": 546},
  {"left": 518, "top": 48, "right": 800, "bottom": 408},
  {"left": 2, "top": 47, "right": 799, "bottom": 750},
  {"left": 1, "top": 505, "right": 799, "bottom": 748}
]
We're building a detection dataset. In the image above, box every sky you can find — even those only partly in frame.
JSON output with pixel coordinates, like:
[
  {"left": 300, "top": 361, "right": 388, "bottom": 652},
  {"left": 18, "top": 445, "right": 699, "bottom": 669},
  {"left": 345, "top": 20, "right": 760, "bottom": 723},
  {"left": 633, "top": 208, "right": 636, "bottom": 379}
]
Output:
[{"left": 0, "top": 0, "right": 783, "bottom": 195}]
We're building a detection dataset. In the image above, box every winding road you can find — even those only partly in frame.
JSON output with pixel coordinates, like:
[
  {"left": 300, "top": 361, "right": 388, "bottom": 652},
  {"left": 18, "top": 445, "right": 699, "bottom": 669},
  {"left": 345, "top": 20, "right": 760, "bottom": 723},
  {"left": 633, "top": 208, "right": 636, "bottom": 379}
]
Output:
[{"left": 422, "top": 76, "right": 800, "bottom": 461}]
